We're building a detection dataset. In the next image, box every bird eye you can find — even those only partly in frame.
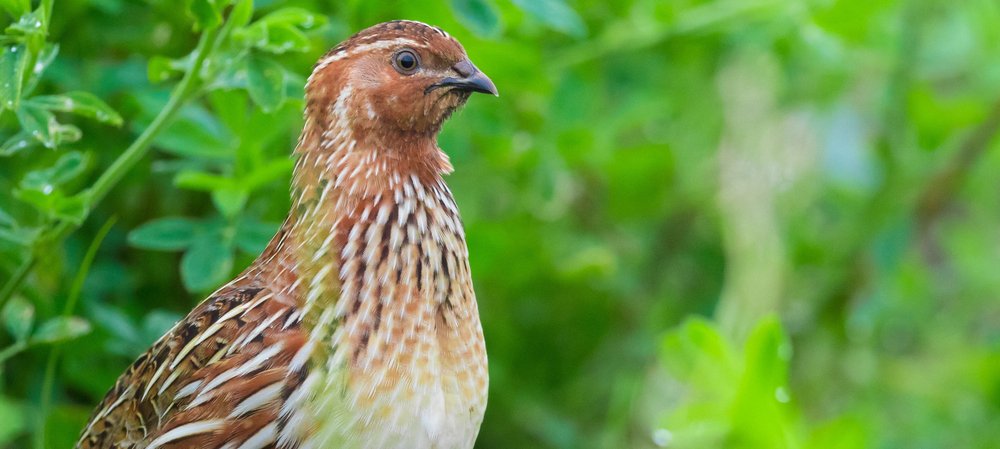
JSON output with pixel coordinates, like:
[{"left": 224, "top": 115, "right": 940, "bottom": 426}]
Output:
[{"left": 392, "top": 49, "right": 420, "bottom": 74}]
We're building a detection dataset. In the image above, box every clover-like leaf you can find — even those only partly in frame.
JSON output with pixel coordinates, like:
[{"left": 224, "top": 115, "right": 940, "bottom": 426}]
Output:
[
  {"left": 212, "top": 188, "right": 248, "bottom": 219},
  {"left": 2, "top": 296, "right": 34, "bottom": 342},
  {"left": 28, "top": 92, "right": 123, "bottom": 126},
  {"left": 0, "top": 0, "right": 31, "bottom": 18},
  {"left": 0, "top": 44, "right": 27, "bottom": 110},
  {"left": 258, "top": 23, "right": 311, "bottom": 54},
  {"left": 128, "top": 217, "right": 199, "bottom": 251},
  {"left": 181, "top": 232, "right": 234, "bottom": 291},
  {"left": 258, "top": 7, "right": 326, "bottom": 29},
  {"left": 0, "top": 130, "right": 35, "bottom": 156},
  {"left": 31, "top": 316, "right": 92, "bottom": 345},
  {"left": 14, "top": 188, "right": 89, "bottom": 223},
  {"left": 23, "top": 43, "right": 57, "bottom": 94},
  {"left": 15, "top": 103, "right": 57, "bottom": 148},
  {"left": 235, "top": 218, "right": 279, "bottom": 255},
  {"left": 185, "top": 0, "right": 222, "bottom": 30},
  {"left": 245, "top": 54, "right": 286, "bottom": 112},
  {"left": 20, "top": 151, "right": 89, "bottom": 191}
]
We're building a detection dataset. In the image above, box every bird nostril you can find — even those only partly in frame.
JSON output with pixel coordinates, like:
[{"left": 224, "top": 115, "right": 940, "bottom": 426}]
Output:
[{"left": 452, "top": 59, "right": 477, "bottom": 78}]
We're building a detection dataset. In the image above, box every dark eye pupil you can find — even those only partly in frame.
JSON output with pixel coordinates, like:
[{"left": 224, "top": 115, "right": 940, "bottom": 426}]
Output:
[{"left": 398, "top": 52, "right": 416, "bottom": 70}]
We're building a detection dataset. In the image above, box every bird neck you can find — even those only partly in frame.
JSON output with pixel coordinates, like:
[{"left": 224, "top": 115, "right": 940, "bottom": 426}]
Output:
[{"left": 253, "top": 114, "right": 468, "bottom": 322}]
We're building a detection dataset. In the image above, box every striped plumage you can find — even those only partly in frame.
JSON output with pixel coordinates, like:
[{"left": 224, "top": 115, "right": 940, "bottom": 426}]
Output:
[{"left": 77, "top": 20, "right": 497, "bottom": 449}]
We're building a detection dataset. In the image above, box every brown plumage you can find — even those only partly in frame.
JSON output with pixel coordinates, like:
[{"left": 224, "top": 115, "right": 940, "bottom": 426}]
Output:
[{"left": 77, "top": 20, "right": 497, "bottom": 449}]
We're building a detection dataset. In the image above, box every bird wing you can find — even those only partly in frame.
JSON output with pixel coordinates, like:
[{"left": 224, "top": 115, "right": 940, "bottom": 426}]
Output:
[{"left": 76, "top": 285, "right": 310, "bottom": 449}]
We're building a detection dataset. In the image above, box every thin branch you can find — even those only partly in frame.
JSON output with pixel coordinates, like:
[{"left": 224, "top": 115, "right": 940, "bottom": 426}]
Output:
[
  {"left": 0, "top": 25, "right": 223, "bottom": 311},
  {"left": 915, "top": 100, "right": 1000, "bottom": 227}
]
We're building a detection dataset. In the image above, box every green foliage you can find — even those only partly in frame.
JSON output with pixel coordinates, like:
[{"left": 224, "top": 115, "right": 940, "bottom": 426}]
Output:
[{"left": 2, "top": 0, "right": 1000, "bottom": 448}]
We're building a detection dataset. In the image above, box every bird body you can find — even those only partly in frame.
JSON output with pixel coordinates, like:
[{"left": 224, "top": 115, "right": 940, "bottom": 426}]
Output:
[{"left": 77, "top": 20, "right": 496, "bottom": 449}]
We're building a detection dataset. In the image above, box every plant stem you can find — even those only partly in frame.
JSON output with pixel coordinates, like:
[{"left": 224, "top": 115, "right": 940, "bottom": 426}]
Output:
[
  {"left": 0, "top": 255, "right": 35, "bottom": 308},
  {"left": 86, "top": 27, "right": 220, "bottom": 208},
  {"left": 34, "top": 216, "right": 116, "bottom": 449},
  {"left": 0, "top": 341, "right": 28, "bottom": 365},
  {"left": 0, "top": 24, "right": 223, "bottom": 312}
]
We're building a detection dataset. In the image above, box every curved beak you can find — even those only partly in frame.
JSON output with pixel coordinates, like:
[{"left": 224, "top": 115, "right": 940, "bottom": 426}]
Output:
[{"left": 426, "top": 59, "right": 499, "bottom": 96}]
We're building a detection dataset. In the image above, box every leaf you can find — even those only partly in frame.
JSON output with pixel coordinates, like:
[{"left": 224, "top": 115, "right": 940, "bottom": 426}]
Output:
[
  {"left": 181, "top": 233, "right": 233, "bottom": 291},
  {"left": 23, "top": 43, "right": 57, "bottom": 94},
  {"left": 28, "top": 91, "right": 123, "bottom": 126},
  {"left": 0, "top": 0, "right": 31, "bottom": 18},
  {"left": 212, "top": 188, "right": 248, "bottom": 218},
  {"left": 741, "top": 316, "right": 790, "bottom": 391},
  {"left": 51, "top": 192, "right": 89, "bottom": 223},
  {"left": 148, "top": 55, "right": 181, "bottom": 84},
  {"left": 5, "top": 9, "right": 45, "bottom": 38},
  {"left": 451, "top": 0, "right": 501, "bottom": 38},
  {"left": 173, "top": 170, "right": 232, "bottom": 191},
  {"left": 0, "top": 130, "right": 35, "bottom": 156},
  {"left": 185, "top": 0, "right": 221, "bottom": 30},
  {"left": 258, "top": 7, "right": 325, "bottom": 29},
  {"left": 13, "top": 188, "right": 89, "bottom": 223},
  {"left": 31, "top": 316, "right": 91, "bottom": 344},
  {"left": 15, "top": 104, "right": 57, "bottom": 148},
  {"left": 0, "top": 395, "right": 25, "bottom": 444},
  {"left": 2, "top": 296, "right": 34, "bottom": 341},
  {"left": 140, "top": 101, "right": 234, "bottom": 159},
  {"left": 510, "top": 0, "right": 586, "bottom": 37},
  {"left": 208, "top": 89, "right": 248, "bottom": 135},
  {"left": 128, "top": 217, "right": 198, "bottom": 251},
  {"left": 235, "top": 218, "right": 278, "bottom": 255},
  {"left": 245, "top": 54, "right": 286, "bottom": 112},
  {"left": 20, "top": 151, "right": 89, "bottom": 191},
  {"left": 0, "top": 44, "right": 27, "bottom": 110},
  {"left": 229, "top": 0, "right": 254, "bottom": 28},
  {"left": 258, "top": 23, "right": 310, "bottom": 54},
  {"left": 242, "top": 157, "right": 293, "bottom": 190}
]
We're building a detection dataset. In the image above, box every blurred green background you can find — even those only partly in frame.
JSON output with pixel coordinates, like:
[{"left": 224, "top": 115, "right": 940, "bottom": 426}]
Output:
[{"left": 2, "top": 0, "right": 1000, "bottom": 447}]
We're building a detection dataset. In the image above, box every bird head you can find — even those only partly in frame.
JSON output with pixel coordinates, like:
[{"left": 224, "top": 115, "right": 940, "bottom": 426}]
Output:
[{"left": 305, "top": 20, "right": 497, "bottom": 142}]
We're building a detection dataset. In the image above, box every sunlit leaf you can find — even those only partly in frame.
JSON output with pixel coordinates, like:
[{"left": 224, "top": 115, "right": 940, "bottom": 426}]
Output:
[
  {"left": 13, "top": 187, "right": 88, "bottom": 223},
  {"left": 5, "top": 9, "right": 45, "bottom": 38},
  {"left": 31, "top": 316, "right": 91, "bottom": 344},
  {"left": 173, "top": 170, "right": 232, "bottom": 191},
  {"left": 0, "top": 0, "right": 31, "bottom": 18},
  {"left": 258, "top": 23, "right": 310, "bottom": 54},
  {"left": 451, "top": 0, "right": 501, "bottom": 38},
  {"left": 229, "top": 0, "right": 254, "bottom": 28},
  {"left": 15, "top": 104, "right": 57, "bottom": 148},
  {"left": 0, "top": 395, "right": 25, "bottom": 444},
  {"left": 2, "top": 296, "right": 34, "bottom": 341},
  {"left": 185, "top": 0, "right": 221, "bottom": 30},
  {"left": 28, "top": 91, "right": 123, "bottom": 126},
  {"left": 20, "top": 151, "right": 89, "bottom": 191},
  {"left": 148, "top": 55, "right": 181, "bottom": 83},
  {"left": 23, "top": 43, "right": 57, "bottom": 94},
  {"left": 0, "top": 44, "right": 27, "bottom": 110},
  {"left": 0, "top": 130, "right": 35, "bottom": 156},
  {"left": 258, "top": 7, "right": 325, "bottom": 29},
  {"left": 245, "top": 54, "right": 285, "bottom": 112},
  {"left": 128, "top": 217, "right": 198, "bottom": 251}
]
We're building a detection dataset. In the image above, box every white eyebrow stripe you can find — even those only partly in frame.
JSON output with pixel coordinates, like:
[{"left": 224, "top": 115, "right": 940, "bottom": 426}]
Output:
[{"left": 312, "top": 38, "right": 422, "bottom": 75}]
